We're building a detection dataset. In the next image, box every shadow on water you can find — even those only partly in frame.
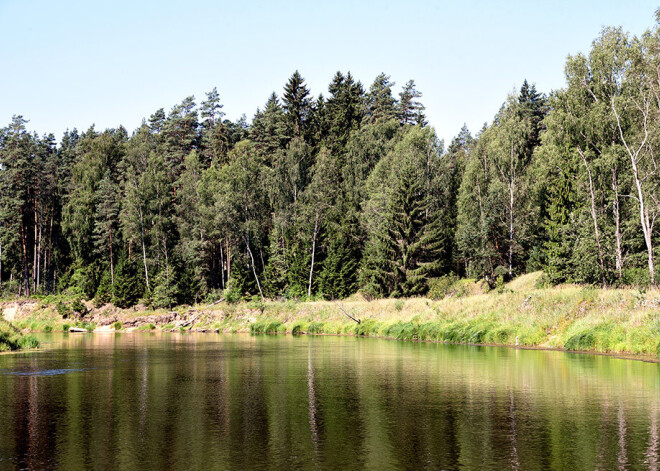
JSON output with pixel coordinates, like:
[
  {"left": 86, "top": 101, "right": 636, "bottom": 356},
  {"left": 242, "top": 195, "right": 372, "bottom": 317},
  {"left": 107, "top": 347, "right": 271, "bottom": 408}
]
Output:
[{"left": 0, "top": 333, "right": 659, "bottom": 470}]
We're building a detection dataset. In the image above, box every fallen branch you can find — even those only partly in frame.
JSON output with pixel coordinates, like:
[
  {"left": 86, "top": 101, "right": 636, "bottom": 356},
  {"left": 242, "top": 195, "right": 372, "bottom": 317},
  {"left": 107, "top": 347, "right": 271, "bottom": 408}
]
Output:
[{"left": 337, "top": 304, "right": 361, "bottom": 324}]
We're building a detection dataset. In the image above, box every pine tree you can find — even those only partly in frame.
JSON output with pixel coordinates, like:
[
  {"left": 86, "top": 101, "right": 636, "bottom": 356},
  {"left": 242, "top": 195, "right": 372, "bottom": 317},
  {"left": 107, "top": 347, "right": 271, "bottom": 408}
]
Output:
[
  {"left": 398, "top": 80, "right": 426, "bottom": 126},
  {"left": 93, "top": 170, "right": 120, "bottom": 284},
  {"left": 364, "top": 73, "right": 397, "bottom": 124},
  {"left": 282, "top": 71, "right": 312, "bottom": 140},
  {"left": 200, "top": 87, "right": 228, "bottom": 164},
  {"left": 162, "top": 96, "right": 199, "bottom": 178},
  {"left": 324, "top": 71, "right": 365, "bottom": 153},
  {"left": 250, "top": 93, "right": 286, "bottom": 158}
]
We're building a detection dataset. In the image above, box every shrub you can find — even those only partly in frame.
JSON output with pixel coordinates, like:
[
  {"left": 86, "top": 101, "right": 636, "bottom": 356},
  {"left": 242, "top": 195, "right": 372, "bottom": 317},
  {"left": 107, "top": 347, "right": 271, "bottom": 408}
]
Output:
[
  {"left": 250, "top": 320, "right": 282, "bottom": 334},
  {"left": 57, "top": 301, "right": 72, "bottom": 319},
  {"left": 19, "top": 335, "right": 40, "bottom": 349},
  {"left": 307, "top": 321, "right": 325, "bottom": 334},
  {"left": 223, "top": 282, "right": 242, "bottom": 304},
  {"left": 113, "top": 321, "right": 123, "bottom": 330},
  {"left": 427, "top": 274, "right": 458, "bottom": 300},
  {"left": 394, "top": 299, "right": 405, "bottom": 311},
  {"left": 71, "top": 298, "right": 88, "bottom": 317},
  {"left": 495, "top": 275, "right": 505, "bottom": 294},
  {"left": 290, "top": 322, "right": 304, "bottom": 335},
  {"left": 623, "top": 268, "right": 651, "bottom": 287}
]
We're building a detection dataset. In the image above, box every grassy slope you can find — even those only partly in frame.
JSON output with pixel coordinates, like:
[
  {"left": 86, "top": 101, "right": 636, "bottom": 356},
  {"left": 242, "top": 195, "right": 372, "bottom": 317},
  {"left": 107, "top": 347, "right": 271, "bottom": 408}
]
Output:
[
  {"left": 6, "top": 272, "right": 660, "bottom": 357},
  {"left": 0, "top": 319, "right": 39, "bottom": 352}
]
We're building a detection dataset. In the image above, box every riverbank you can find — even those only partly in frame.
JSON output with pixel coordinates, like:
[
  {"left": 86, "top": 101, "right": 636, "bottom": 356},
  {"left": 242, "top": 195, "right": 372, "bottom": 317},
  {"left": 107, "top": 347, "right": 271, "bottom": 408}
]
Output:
[
  {"left": 3, "top": 272, "right": 660, "bottom": 357},
  {"left": 0, "top": 319, "right": 39, "bottom": 352}
]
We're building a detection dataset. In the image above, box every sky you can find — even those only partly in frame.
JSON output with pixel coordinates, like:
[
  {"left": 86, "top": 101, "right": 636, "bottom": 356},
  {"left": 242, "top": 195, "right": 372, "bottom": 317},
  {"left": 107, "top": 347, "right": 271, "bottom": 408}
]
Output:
[{"left": 0, "top": 0, "right": 658, "bottom": 145}]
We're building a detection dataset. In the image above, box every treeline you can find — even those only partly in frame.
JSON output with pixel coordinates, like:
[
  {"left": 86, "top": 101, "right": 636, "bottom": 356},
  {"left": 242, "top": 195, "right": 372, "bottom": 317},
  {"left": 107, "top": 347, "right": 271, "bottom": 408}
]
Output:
[{"left": 2, "top": 21, "right": 660, "bottom": 307}]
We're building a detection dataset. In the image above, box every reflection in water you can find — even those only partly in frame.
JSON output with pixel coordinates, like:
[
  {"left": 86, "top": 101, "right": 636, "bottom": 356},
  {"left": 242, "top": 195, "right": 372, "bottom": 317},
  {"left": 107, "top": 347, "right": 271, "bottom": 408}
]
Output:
[{"left": 0, "top": 333, "right": 659, "bottom": 470}]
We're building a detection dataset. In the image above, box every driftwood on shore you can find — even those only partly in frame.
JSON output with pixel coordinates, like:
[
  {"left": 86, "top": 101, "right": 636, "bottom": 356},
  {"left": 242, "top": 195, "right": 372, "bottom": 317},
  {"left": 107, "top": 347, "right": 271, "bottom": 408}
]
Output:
[{"left": 337, "top": 304, "right": 361, "bottom": 324}]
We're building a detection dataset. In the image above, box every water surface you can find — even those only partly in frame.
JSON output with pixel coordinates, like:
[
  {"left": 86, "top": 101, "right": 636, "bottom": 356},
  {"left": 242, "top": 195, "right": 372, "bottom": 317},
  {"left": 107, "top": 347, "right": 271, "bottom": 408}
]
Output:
[{"left": 0, "top": 333, "right": 659, "bottom": 470}]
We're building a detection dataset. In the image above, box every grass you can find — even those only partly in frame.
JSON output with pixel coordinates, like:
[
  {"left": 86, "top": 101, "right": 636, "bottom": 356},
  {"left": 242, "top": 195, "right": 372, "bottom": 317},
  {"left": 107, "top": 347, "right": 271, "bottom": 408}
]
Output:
[
  {"left": 226, "top": 273, "right": 660, "bottom": 358},
  {"left": 7, "top": 271, "right": 660, "bottom": 358},
  {"left": 0, "top": 319, "right": 39, "bottom": 351}
]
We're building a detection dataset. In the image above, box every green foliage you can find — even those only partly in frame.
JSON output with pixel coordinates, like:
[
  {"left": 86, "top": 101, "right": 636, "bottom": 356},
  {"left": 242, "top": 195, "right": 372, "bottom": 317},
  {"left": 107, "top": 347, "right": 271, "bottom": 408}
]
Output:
[
  {"left": 66, "top": 263, "right": 100, "bottom": 299},
  {"left": 250, "top": 320, "right": 282, "bottom": 334},
  {"left": 428, "top": 274, "right": 459, "bottom": 300},
  {"left": 5, "top": 29, "right": 660, "bottom": 305},
  {"left": 152, "top": 270, "right": 179, "bottom": 309},
  {"left": 94, "top": 269, "right": 113, "bottom": 307},
  {"left": 113, "top": 258, "right": 143, "bottom": 308},
  {"left": 0, "top": 321, "right": 39, "bottom": 351},
  {"left": 56, "top": 301, "right": 72, "bottom": 318},
  {"left": 71, "top": 297, "right": 88, "bottom": 317},
  {"left": 113, "top": 321, "right": 123, "bottom": 330}
]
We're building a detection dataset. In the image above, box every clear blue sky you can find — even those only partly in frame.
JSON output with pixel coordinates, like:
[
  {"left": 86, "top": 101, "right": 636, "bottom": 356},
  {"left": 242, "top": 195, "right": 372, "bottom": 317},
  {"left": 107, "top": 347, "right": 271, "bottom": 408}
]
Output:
[{"left": 0, "top": 0, "right": 657, "bottom": 144}]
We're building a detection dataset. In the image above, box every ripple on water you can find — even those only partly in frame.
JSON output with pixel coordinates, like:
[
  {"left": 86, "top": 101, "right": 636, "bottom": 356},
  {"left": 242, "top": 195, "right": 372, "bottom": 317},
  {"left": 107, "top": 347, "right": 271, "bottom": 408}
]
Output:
[{"left": 1, "top": 368, "right": 88, "bottom": 376}]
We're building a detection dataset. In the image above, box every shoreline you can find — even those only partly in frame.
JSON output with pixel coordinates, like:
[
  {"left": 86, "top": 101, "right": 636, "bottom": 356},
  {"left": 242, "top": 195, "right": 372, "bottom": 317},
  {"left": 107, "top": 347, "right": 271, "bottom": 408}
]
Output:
[
  {"left": 3, "top": 272, "right": 660, "bottom": 360},
  {"left": 15, "top": 328, "right": 660, "bottom": 364}
]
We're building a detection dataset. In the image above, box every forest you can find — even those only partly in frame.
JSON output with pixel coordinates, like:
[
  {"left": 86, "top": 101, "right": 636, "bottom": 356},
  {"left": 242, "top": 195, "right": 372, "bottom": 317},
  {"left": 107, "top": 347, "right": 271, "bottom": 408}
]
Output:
[{"left": 2, "top": 22, "right": 660, "bottom": 309}]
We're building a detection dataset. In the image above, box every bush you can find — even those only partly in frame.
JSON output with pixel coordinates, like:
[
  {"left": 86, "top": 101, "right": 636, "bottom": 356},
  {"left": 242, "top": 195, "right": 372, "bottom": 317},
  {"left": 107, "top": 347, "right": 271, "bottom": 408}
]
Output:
[
  {"left": 394, "top": 299, "right": 405, "bottom": 311},
  {"left": 71, "top": 298, "right": 88, "bottom": 317},
  {"left": 250, "top": 320, "right": 282, "bottom": 334},
  {"left": 290, "top": 322, "right": 304, "bottom": 335},
  {"left": 427, "top": 274, "right": 458, "bottom": 300},
  {"left": 19, "top": 335, "right": 40, "bottom": 349},
  {"left": 623, "top": 268, "right": 651, "bottom": 287},
  {"left": 496, "top": 275, "right": 505, "bottom": 294},
  {"left": 113, "top": 321, "right": 123, "bottom": 330},
  {"left": 223, "top": 280, "right": 242, "bottom": 304},
  {"left": 56, "top": 301, "right": 72, "bottom": 319},
  {"left": 307, "top": 321, "right": 325, "bottom": 334}
]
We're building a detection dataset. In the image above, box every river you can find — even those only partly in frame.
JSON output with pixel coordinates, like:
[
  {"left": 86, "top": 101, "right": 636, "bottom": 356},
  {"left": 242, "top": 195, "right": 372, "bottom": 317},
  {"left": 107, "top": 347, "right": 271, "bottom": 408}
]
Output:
[{"left": 0, "top": 333, "right": 659, "bottom": 470}]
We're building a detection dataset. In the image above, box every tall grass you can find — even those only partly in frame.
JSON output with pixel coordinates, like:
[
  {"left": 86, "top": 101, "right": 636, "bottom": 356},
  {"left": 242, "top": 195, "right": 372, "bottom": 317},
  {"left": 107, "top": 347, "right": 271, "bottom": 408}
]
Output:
[
  {"left": 0, "top": 320, "right": 39, "bottom": 351},
  {"left": 10, "top": 271, "right": 660, "bottom": 357}
]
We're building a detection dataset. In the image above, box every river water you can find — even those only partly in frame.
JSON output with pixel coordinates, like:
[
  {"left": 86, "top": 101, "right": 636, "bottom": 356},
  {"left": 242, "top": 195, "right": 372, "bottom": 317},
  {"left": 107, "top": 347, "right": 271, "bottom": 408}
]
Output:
[{"left": 0, "top": 333, "right": 659, "bottom": 470}]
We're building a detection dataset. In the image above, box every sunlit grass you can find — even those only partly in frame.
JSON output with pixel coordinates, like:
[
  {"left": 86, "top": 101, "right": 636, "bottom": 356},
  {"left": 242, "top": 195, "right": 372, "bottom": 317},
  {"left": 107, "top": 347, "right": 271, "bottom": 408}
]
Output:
[{"left": 8, "top": 271, "right": 660, "bottom": 356}]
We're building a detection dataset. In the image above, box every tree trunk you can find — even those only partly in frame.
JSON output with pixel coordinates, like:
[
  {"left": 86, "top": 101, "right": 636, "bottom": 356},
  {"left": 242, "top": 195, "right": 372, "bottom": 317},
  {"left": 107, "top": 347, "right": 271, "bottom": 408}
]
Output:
[
  {"left": 219, "top": 243, "right": 225, "bottom": 290},
  {"left": 109, "top": 226, "right": 114, "bottom": 285},
  {"left": 508, "top": 180, "right": 514, "bottom": 278},
  {"left": 33, "top": 198, "right": 38, "bottom": 293},
  {"left": 20, "top": 207, "right": 30, "bottom": 297},
  {"left": 245, "top": 234, "right": 263, "bottom": 300},
  {"left": 308, "top": 213, "right": 319, "bottom": 298},
  {"left": 47, "top": 202, "right": 54, "bottom": 294},
  {"left": 612, "top": 168, "right": 623, "bottom": 281},
  {"left": 578, "top": 147, "right": 607, "bottom": 287},
  {"left": 36, "top": 212, "right": 42, "bottom": 292},
  {"left": 138, "top": 207, "right": 150, "bottom": 292},
  {"left": 226, "top": 239, "right": 231, "bottom": 283},
  {"left": 613, "top": 100, "right": 655, "bottom": 284}
]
